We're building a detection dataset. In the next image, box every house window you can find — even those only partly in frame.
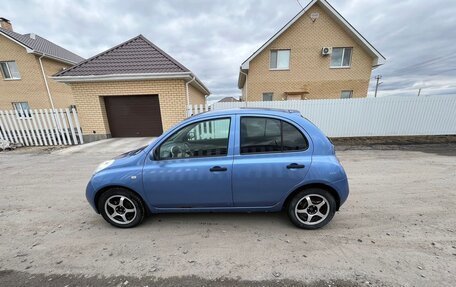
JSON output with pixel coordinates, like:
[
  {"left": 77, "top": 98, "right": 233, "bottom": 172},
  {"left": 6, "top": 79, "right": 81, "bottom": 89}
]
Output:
[
  {"left": 340, "top": 90, "right": 353, "bottom": 99},
  {"left": 12, "top": 102, "right": 31, "bottom": 118},
  {"left": 270, "top": 49, "right": 290, "bottom": 69},
  {"left": 263, "top": 93, "right": 273, "bottom": 101},
  {"left": 330, "top": 48, "right": 352, "bottom": 68},
  {"left": 1, "top": 61, "right": 21, "bottom": 79}
]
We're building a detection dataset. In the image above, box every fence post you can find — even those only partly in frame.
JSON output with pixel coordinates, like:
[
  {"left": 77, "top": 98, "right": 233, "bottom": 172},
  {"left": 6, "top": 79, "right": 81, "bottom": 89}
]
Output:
[
  {"left": 0, "top": 111, "right": 12, "bottom": 142},
  {"left": 72, "top": 108, "right": 84, "bottom": 144},
  {"left": 65, "top": 108, "right": 78, "bottom": 145},
  {"left": 38, "top": 109, "right": 54, "bottom": 145}
]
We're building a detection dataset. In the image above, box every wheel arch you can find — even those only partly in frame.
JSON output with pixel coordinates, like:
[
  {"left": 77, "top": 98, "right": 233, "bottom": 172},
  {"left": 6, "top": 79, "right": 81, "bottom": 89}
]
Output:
[
  {"left": 94, "top": 185, "right": 150, "bottom": 214},
  {"left": 282, "top": 183, "right": 341, "bottom": 211}
]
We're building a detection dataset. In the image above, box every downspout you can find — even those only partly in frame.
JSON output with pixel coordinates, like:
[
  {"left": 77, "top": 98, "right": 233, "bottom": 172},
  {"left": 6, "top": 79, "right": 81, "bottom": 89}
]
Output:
[
  {"left": 185, "top": 76, "right": 196, "bottom": 117},
  {"left": 39, "top": 53, "right": 55, "bottom": 110},
  {"left": 185, "top": 75, "right": 196, "bottom": 106},
  {"left": 239, "top": 70, "right": 248, "bottom": 102}
]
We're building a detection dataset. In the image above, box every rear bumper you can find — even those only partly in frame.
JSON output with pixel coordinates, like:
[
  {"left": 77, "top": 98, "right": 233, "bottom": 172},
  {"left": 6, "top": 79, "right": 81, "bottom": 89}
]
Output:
[{"left": 332, "top": 177, "right": 349, "bottom": 208}]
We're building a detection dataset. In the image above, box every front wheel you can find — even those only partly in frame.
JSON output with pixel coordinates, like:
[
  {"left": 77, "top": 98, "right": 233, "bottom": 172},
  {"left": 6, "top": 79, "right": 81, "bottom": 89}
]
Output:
[
  {"left": 98, "top": 188, "right": 146, "bottom": 228},
  {"left": 288, "top": 188, "right": 336, "bottom": 229}
]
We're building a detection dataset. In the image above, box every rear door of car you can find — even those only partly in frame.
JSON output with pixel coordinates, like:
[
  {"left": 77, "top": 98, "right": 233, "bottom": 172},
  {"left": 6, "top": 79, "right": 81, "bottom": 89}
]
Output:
[{"left": 232, "top": 114, "right": 312, "bottom": 207}]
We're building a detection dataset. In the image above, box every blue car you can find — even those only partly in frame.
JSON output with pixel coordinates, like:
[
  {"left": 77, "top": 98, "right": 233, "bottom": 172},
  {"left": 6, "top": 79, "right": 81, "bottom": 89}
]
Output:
[{"left": 86, "top": 108, "right": 349, "bottom": 229}]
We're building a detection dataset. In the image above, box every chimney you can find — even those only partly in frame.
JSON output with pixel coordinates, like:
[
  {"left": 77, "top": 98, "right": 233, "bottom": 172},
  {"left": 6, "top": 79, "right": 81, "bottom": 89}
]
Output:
[{"left": 0, "top": 17, "right": 13, "bottom": 31}]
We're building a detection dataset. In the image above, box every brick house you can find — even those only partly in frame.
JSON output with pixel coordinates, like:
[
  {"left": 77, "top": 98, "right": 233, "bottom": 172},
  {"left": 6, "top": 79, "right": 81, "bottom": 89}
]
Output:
[
  {"left": 0, "top": 17, "right": 84, "bottom": 113},
  {"left": 238, "top": 0, "right": 385, "bottom": 101},
  {"left": 53, "top": 35, "right": 209, "bottom": 142}
]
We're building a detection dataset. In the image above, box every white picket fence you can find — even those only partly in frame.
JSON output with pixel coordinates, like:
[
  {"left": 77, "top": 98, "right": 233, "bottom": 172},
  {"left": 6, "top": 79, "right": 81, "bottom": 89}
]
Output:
[
  {"left": 0, "top": 108, "right": 83, "bottom": 146},
  {"left": 188, "top": 95, "right": 456, "bottom": 137},
  {"left": 186, "top": 104, "right": 211, "bottom": 117}
]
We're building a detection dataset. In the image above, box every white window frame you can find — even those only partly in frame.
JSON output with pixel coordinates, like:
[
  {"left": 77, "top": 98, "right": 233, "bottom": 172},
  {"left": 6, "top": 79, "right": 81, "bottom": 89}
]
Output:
[
  {"left": 269, "top": 49, "right": 290, "bottom": 70},
  {"left": 330, "top": 47, "right": 353, "bottom": 68},
  {"left": 12, "top": 102, "right": 31, "bottom": 119},
  {"left": 1, "top": 61, "right": 21, "bottom": 80},
  {"left": 340, "top": 90, "right": 353, "bottom": 99}
]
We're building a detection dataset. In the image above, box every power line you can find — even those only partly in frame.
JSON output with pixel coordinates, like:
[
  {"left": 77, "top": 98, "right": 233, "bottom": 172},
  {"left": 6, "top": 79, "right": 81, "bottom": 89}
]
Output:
[{"left": 296, "top": 0, "right": 303, "bottom": 9}]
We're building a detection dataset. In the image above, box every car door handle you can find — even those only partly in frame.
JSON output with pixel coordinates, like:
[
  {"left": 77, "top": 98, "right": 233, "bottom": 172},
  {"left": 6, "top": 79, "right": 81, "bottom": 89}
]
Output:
[
  {"left": 210, "top": 166, "right": 227, "bottom": 172},
  {"left": 286, "top": 163, "right": 305, "bottom": 169}
]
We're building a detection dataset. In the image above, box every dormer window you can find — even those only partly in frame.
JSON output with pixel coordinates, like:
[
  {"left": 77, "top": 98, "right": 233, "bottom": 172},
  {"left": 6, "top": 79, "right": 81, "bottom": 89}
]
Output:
[
  {"left": 1, "top": 61, "right": 21, "bottom": 79},
  {"left": 270, "top": 49, "right": 290, "bottom": 70}
]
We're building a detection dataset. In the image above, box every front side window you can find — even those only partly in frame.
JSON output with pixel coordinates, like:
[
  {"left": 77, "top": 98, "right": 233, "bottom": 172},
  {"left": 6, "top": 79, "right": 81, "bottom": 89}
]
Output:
[
  {"left": 262, "top": 92, "right": 273, "bottom": 101},
  {"left": 12, "top": 102, "right": 31, "bottom": 118},
  {"left": 240, "top": 117, "right": 308, "bottom": 154},
  {"left": 158, "top": 118, "right": 230, "bottom": 159},
  {"left": 330, "top": 47, "right": 352, "bottom": 68},
  {"left": 340, "top": 90, "right": 353, "bottom": 99},
  {"left": 270, "top": 49, "right": 290, "bottom": 69},
  {"left": 1, "top": 61, "right": 21, "bottom": 79}
]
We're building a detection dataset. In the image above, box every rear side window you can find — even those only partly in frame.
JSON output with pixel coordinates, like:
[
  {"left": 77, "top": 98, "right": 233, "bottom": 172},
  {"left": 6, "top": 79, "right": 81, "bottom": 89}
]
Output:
[
  {"left": 240, "top": 117, "right": 308, "bottom": 154},
  {"left": 282, "top": 121, "right": 307, "bottom": 151}
]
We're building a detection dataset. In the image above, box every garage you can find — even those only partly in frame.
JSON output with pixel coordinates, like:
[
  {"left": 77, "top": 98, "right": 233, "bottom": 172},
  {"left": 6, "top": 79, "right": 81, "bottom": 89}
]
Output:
[
  {"left": 53, "top": 35, "right": 210, "bottom": 142},
  {"left": 104, "top": 95, "right": 163, "bottom": 137}
]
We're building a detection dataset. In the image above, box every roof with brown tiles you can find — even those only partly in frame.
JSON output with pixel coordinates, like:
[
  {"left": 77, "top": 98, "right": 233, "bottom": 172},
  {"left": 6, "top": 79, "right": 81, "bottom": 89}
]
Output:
[
  {"left": 0, "top": 27, "right": 84, "bottom": 64},
  {"left": 55, "top": 35, "right": 190, "bottom": 77}
]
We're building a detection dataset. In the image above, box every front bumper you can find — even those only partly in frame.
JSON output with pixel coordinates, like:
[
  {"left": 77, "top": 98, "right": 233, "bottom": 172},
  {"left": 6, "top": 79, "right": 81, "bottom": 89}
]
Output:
[{"left": 85, "top": 180, "right": 99, "bottom": 213}]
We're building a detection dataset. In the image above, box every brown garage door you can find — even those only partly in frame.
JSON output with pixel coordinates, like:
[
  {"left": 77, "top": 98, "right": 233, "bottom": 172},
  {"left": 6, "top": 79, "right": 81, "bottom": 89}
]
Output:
[{"left": 104, "top": 95, "right": 163, "bottom": 137}]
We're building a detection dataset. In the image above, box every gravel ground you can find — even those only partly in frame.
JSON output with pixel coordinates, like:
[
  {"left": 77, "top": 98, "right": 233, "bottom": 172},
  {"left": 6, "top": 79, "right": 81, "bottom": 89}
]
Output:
[{"left": 0, "top": 142, "right": 455, "bottom": 287}]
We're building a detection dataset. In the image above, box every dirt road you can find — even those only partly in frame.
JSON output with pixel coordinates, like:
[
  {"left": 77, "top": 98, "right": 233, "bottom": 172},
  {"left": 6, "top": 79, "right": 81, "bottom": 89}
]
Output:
[{"left": 0, "top": 142, "right": 455, "bottom": 287}]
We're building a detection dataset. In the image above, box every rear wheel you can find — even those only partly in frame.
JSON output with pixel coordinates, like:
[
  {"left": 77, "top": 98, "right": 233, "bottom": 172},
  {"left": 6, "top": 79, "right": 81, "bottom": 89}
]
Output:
[
  {"left": 288, "top": 188, "right": 336, "bottom": 229},
  {"left": 98, "top": 188, "right": 146, "bottom": 228}
]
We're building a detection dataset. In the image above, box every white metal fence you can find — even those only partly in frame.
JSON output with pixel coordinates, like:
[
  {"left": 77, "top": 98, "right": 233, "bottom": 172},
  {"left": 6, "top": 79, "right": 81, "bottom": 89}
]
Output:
[
  {"left": 189, "top": 96, "right": 456, "bottom": 137},
  {"left": 0, "top": 108, "right": 83, "bottom": 146}
]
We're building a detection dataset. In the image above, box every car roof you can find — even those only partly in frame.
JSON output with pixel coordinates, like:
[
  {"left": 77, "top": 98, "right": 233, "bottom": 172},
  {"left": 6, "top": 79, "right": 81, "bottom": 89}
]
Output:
[{"left": 190, "top": 108, "right": 301, "bottom": 119}]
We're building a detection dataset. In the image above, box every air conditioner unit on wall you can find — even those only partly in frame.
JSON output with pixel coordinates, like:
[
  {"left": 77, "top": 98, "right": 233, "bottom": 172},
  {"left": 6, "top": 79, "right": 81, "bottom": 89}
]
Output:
[{"left": 321, "top": 47, "right": 332, "bottom": 56}]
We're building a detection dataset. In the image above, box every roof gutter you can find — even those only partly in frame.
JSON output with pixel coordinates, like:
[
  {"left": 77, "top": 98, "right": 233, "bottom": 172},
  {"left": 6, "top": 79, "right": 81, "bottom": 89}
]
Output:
[
  {"left": 53, "top": 72, "right": 211, "bottom": 95},
  {"left": 33, "top": 52, "right": 80, "bottom": 65}
]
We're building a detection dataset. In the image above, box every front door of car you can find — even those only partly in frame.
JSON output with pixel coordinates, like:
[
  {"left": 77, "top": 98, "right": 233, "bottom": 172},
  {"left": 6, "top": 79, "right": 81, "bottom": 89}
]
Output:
[
  {"left": 232, "top": 115, "right": 312, "bottom": 207},
  {"left": 143, "top": 116, "right": 235, "bottom": 208}
]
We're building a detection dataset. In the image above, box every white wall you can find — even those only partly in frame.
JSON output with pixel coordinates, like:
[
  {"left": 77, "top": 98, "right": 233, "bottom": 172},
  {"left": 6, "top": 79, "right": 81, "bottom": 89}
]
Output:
[{"left": 207, "top": 96, "right": 456, "bottom": 137}]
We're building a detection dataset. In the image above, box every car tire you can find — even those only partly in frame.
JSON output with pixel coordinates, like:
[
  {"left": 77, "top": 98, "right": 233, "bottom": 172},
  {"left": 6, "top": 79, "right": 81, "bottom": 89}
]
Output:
[
  {"left": 98, "top": 188, "right": 146, "bottom": 228},
  {"left": 288, "top": 188, "right": 336, "bottom": 230}
]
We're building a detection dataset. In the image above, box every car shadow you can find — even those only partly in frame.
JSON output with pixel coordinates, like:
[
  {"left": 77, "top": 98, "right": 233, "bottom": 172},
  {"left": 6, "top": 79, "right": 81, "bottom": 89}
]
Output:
[{"left": 140, "top": 210, "right": 294, "bottom": 228}]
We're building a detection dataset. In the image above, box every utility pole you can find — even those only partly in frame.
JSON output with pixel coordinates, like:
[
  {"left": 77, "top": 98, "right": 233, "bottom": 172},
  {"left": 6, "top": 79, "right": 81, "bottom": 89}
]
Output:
[
  {"left": 374, "top": 75, "right": 382, "bottom": 98},
  {"left": 417, "top": 88, "right": 422, "bottom": 97}
]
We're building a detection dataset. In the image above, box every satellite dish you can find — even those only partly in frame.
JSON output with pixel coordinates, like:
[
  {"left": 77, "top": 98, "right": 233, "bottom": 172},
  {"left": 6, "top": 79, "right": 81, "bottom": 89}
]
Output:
[{"left": 310, "top": 12, "right": 319, "bottom": 22}]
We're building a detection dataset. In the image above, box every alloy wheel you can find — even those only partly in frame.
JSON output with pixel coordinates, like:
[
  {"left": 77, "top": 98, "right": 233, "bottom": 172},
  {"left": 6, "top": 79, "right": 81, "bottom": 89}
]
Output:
[
  {"left": 294, "top": 194, "right": 330, "bottom": 225},
  {"left": 104, "top": 195, "right": 137, "bottom": 225}
]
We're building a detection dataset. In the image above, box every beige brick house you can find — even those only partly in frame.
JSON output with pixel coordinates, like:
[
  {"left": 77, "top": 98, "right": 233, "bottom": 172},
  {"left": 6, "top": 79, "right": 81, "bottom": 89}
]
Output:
[
  {"left": 53, "top": 35, "right": 209, "bottom": 142},
  {"left": 0, "top": 18, "right": 84, "bottom": 113},
  {"left": 238, "top": 0, "right": 385, "bottom": 101}
]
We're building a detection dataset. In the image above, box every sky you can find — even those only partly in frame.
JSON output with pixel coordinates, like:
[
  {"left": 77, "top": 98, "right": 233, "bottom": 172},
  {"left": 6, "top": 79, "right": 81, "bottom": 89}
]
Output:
[{"left": 3, "top": 0, "right": 456, "bottom": 102}]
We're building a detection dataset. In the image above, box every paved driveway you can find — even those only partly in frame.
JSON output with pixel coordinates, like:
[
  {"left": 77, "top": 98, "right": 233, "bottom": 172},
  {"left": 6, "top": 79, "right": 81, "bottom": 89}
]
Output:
[
  {"left": 54, "top": 137, "right": 155, "bottom": 155},
  {"left": 0, "top": 141, "right": 455, "bottom": 287}
]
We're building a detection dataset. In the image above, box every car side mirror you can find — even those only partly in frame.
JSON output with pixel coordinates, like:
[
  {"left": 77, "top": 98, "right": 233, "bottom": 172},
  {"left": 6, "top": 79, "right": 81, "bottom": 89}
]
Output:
[{"left": 151, "top": 148, "right": 160, "bottom": 160}]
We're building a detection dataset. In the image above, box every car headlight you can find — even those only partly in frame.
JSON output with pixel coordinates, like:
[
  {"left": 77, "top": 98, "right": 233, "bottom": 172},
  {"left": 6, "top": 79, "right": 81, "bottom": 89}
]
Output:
[{"left": 93, "top": 159, "right": 115, "bottom": 174}]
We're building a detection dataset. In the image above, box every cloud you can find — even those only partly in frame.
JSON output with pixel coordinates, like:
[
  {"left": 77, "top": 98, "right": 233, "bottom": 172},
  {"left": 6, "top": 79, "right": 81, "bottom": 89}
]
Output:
[{"left": 3, "top": 0, "right": 456, "bottom": 101}]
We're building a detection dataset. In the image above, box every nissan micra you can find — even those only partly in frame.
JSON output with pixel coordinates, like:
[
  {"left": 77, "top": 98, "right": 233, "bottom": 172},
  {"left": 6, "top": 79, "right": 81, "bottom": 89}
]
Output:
[{"left": 86, "top": 108, "right": 349, "bottom": 229}]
